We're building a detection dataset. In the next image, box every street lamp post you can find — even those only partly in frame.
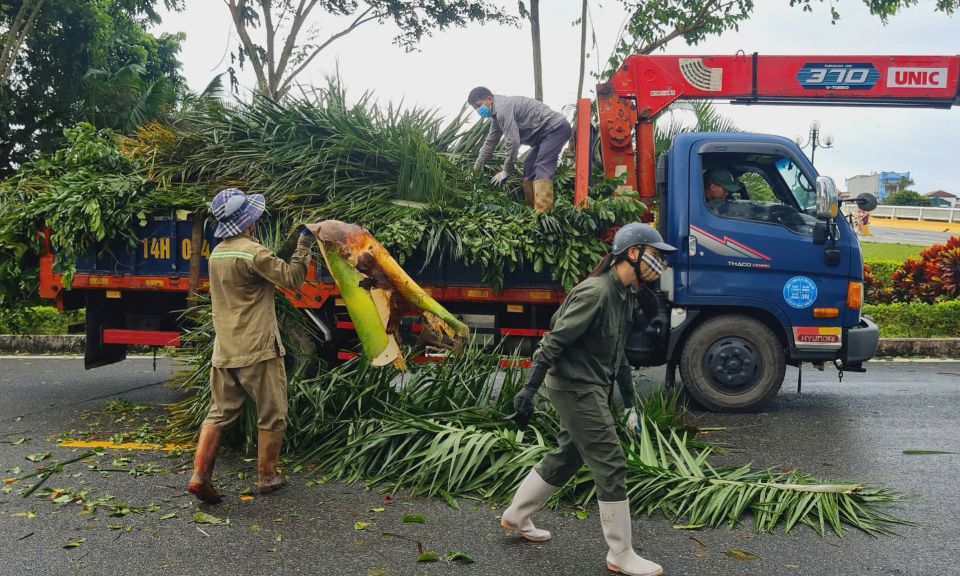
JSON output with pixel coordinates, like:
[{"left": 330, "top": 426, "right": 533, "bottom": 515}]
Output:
[{"left": 794, "top": 120, "right": 834, "bottom": 164}]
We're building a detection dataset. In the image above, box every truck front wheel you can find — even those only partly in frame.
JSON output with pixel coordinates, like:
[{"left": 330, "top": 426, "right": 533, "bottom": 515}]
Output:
[{"left": 679, "top": 315, "right": 786, "bottom": 413}]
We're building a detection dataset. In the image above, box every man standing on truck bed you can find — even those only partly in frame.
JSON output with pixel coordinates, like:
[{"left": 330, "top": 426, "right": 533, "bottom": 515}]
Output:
[
  {"left": 188, "top": 188, "right": 314, "bottom": 504},
  {"left": 469, "top": 86, "right": 572, "bottom": 214}
]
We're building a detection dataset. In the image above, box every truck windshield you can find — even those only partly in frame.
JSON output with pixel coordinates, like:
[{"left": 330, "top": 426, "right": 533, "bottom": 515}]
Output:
[{"left": 775, "top": 158, "right": 817, "bottom": 214}]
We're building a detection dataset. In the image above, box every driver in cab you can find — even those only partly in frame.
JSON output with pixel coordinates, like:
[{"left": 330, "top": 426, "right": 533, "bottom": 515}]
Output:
[{"left": 704, "top": 167, "right": 741, "bottom": 203}]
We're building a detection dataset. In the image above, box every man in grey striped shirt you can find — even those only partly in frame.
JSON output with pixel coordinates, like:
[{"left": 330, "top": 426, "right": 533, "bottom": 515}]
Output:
[{"left": 469, "top": 87, "right": 572, "bottom": 214}]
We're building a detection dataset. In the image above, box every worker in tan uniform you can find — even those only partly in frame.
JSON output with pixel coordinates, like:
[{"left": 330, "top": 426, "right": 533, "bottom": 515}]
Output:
[{"left": 188, "top": 188, "right": 314, "bottom": 504}]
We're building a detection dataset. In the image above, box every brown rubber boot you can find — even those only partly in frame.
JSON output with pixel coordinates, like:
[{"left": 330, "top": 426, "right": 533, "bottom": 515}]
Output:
[
  {"left": 533, "top": 179, "right": 554, "bottom": 213},
  {"left": 521, "top": 180, "right": 535, "bottom": 208},
  {"left": 256, "top": 429, "right": 287, "bottom": 495},
  {"left": 187, "top": 425, "right": 224, "bottom": 504}
]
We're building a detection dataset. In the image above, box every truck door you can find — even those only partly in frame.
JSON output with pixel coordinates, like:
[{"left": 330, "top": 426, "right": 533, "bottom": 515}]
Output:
[{"left": 684, "top": 140, "right": 850, "bottom": 337}]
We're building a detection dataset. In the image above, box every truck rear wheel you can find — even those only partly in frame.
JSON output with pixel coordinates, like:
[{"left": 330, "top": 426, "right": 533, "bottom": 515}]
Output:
[{"left": 679, "top": 315, "right": 785, "bottom": 413}]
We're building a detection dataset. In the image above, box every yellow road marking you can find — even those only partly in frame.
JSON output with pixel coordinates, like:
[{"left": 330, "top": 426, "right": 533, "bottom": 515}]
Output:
[
  {"left": 58, "top": 440, "right": 190, "bottom": 451},
  {"left": 870, "top": 218, "right": 960, "bottom": 234}
]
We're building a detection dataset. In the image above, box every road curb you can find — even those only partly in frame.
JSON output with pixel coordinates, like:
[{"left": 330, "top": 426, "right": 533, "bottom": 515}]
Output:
[
  {"left": 0, "top": 334, "right": 85, "bottom": 354},
  {"left": 876, "top": 338, "right": 960, "bottom": 358},
  {"left": 3, "top": 334, "right": 960, "bottom": 359}
]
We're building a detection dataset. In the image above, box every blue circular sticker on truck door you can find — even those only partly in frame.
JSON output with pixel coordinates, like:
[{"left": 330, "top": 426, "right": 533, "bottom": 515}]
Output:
[{"left": 783, "top": 276, "right": 818, "bottom": 309}]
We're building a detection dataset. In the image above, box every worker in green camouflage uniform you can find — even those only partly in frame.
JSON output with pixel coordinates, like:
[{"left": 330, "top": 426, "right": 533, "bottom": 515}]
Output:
[{"left": 500, "top": 223, "right": 676, "bottom": 576}]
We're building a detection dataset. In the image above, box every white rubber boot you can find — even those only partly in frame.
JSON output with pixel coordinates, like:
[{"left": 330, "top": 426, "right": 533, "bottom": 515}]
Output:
[
  {"left": 599, "top": 500, "right": 663, "bottom": 576},
  {"left": 500, "top": 468, "right": 558, "bottom": 542}
]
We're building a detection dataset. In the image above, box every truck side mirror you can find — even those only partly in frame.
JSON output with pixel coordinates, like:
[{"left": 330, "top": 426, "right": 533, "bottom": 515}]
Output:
[
  {"left": 815, "top": 176, "right": 839, "bottom": 220},
  {"left": 813, "top": 222, "right": 828, "bottom": 245},
  {"left": 856, "top": 192, "right": 878, "bottom": 212}
]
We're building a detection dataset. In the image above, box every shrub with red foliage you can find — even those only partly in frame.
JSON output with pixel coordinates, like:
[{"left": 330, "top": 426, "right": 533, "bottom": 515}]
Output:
[
  {"left": 890, "top": 258, "right": 937, "bottom": 303},
  {"left": 883, "top": 236, "right": 960, "bottom": 304},
  {"left": 862, "top": 264, "right": 893, "bottom": 304},
  {"left": 936, "top": 248, "right": 960, "bottom": 299}
]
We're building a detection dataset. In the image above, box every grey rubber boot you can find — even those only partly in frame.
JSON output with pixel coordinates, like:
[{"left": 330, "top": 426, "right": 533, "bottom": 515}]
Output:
[
  {"left": 500, "top": 468, "right": 559, "bottom": 542},
  {"left": 598, "top": 500, "right": 663, "bottom": 576}
]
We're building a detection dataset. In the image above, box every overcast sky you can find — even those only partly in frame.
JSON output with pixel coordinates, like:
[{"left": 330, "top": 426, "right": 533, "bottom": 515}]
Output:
[{"left": 156, "top": 1, "right": 960, "bottom": 194}]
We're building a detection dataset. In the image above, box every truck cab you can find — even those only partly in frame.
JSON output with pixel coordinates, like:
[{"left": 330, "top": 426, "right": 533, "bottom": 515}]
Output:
[{"left": 625, "top": 132, "right": 878, "bottom": 411}]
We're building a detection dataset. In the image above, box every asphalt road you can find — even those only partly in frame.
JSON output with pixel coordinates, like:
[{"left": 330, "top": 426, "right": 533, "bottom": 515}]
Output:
[
  {"left": 1, "top": 356, "right": 957, "bottom": 576},
  {"left": 865, "top": 225, "right": 956, "bottom": 246}
]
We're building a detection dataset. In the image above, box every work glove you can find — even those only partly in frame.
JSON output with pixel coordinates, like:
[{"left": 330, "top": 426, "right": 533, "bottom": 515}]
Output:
[
  {"left": 490, "top": 171, "right": 509, "bottom": 187},
  {"left": 298, "top": 228, "right": 315, "bottom": 246},
  {"left": 626, "top": 407, "right": 639, "bottom": 431},
  {"left": 505, "top": 361, "right": 548, "bottom": 431},
  {"left": 636, "top": 286, "right": 660, "bottom": 321}
]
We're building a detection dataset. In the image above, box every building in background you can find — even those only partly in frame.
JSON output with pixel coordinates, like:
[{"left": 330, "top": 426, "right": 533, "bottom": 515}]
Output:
[
  {"left": 844, "top": 171, "right": 911, "bottom": 201},
  {"left": 924, "top": 190, "right": 957, "bottom": 207}
]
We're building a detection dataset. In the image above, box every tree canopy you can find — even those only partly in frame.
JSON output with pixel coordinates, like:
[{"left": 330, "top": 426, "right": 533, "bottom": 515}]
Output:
[
  {"left": 0, "top": 0, "right": 185, "bottom": 176},
  {"left": 881, "top": 189, "right": 932, "bottom": 207},
  {"left": 225, "top": 0, "right": 515, "bottom": 99}
]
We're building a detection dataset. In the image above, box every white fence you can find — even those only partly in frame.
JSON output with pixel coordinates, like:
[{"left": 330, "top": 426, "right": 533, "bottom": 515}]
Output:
[{"left": 869, "top": 205, "right": 960, "bottom": 222}]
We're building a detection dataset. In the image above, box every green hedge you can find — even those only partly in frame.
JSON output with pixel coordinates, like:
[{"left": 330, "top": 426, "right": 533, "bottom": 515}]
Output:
[
  {"left": 0, "top": 306, "right": 85, "bottom": 335},
  {"left": 864, "top": 302, "right": 960, "bottom": 338},
  {"left": 863, "top": 259, "right": 901, "bottom": 289}
]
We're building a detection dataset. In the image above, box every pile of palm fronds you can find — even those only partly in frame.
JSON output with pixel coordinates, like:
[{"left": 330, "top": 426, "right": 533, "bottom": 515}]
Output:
[
  {"left": 120, "top": 80, "right": 644, "bottom": 290},
  {"left": 0, "top": 78, "right": 643, "bottom": 305},
  {"left": 168, "top": 333, "right": 911, "bottom": 537}
]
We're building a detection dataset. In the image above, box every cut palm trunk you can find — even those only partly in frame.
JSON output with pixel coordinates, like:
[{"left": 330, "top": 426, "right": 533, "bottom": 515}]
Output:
[{"left": 308, "top": 220, "right": 469, "bottom": 369}]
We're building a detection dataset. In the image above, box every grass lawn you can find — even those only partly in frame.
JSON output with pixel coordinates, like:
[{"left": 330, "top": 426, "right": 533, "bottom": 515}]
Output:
[{"left": 861, "top": 242, "right": 924, "bottom": 261}]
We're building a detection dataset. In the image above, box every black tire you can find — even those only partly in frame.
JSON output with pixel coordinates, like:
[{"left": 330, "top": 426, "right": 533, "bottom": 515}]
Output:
[{"left": 679, "top": 315, "right": 786, "bottom": 413}]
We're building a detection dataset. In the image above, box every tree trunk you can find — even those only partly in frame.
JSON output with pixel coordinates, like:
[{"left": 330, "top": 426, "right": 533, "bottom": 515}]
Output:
[
  {"left": 530, "top": 0, "right": 543, "bottom": 101},
  {"left": 576, "top": 0, "right": 588, "bottom": 101},
  {"left": 0, "top": 0, "right": 46, "bottom": 87},
  {"left": 569, "top": 0, "right": 589, "bottom": 153}
]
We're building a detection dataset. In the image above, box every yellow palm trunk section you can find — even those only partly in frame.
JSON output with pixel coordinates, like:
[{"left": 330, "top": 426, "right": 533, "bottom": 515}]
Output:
[{"left": 308, "top": 220, "right": 469, "bottom": 369}]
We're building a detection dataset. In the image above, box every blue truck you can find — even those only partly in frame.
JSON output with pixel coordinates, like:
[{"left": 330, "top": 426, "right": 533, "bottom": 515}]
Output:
[{"left": 621, "top": 132, "right": 877, "bottom": 411}]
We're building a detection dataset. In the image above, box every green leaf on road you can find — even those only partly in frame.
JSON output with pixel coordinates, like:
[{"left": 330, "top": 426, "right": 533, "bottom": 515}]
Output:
[
  {"left": 193, "top": 512, "right": 224, "bottom": 524},
  {"left": 416, "top": 552, "right": 439, "bottom": 562},
  {"left": 673, "top": 524, "right": 705, "bottom": 530},
  {"left": 438, "top": 489, "right": 460, "bottom": 510},
  {"left": 370, "top": 507, "right": 384, "bottom": 512},
  {"left": 402, "top": 514, "right": 425, "bottom": 524},
  {"left": 107, "top": 525, "right": 122, "bottom": 530},
  {"left": 10, "top": 466, "right": 22, "bottom": 475},
  {"left": 368, "top": 569, "right": 391, "bottom": 576},
  {"left": 446, "top": 550, "right": 475, "bottom": 563},
  {"left": 354, "top": 521, "right": 370, "bottom": 530},
  {"left": 726, "top": 549, "right": 759, "bottom": 561},
  {"left": 25, "top": 453, "right": 50, "bottom": 462},
  {"left": 575, "top": 510, "right": 589, "bottom": 520},
  {"left": 63, "top": 538, "right": 85, "bottom": 549},
  {"left": 903, "top": 450, "right": 952, "bottom": 454},
  {"left": 160, "top": 513, "right": 176, "bottom": 520}
]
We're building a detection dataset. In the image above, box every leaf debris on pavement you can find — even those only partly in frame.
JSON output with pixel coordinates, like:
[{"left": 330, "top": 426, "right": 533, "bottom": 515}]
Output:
[
  {"left": 726, "top": 549, "right": 759, "bottom": 561},
  {"left": 401, "top": 513, "right": 425, "bottom": 524},
  {"left": 445, "top": 551, "right": 474, "bottom": 564},
  {"left": 193, "top": 512, "right": 226, "bottom": 525}
]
